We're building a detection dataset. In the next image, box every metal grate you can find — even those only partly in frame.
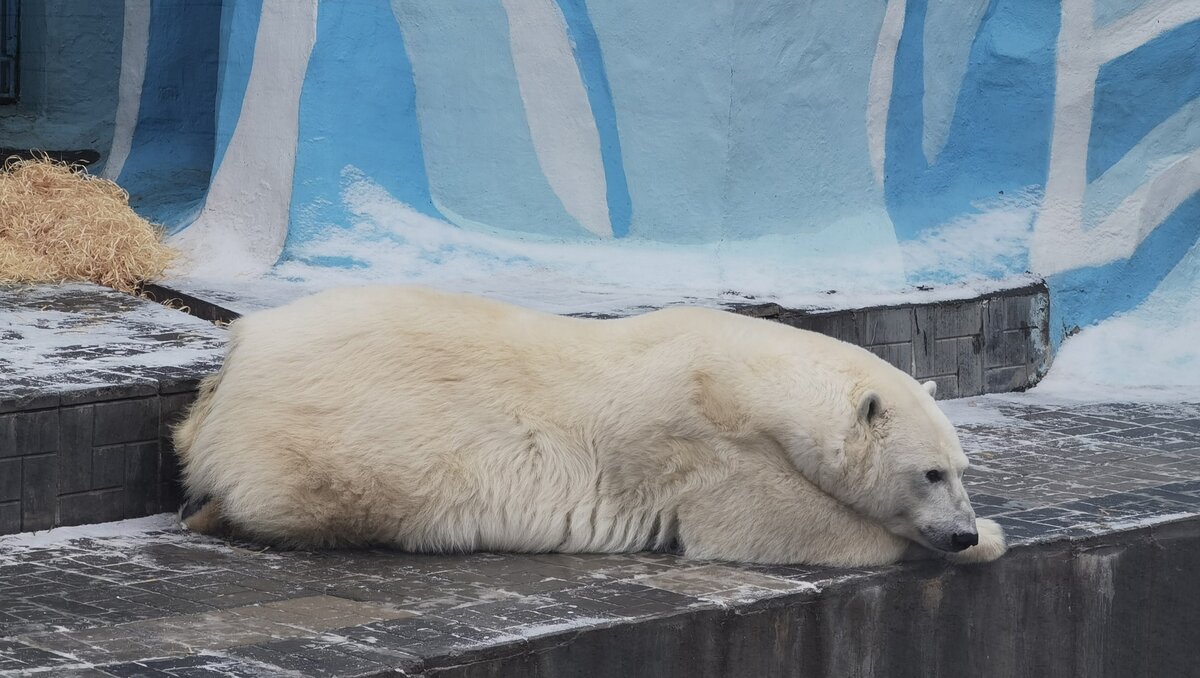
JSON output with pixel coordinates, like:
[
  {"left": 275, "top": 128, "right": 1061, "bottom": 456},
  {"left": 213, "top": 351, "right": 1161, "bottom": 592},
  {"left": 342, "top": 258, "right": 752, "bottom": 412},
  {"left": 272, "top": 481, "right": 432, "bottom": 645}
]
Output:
[{"left": 0, "top": 0, "right": 17, "bottom": 104}]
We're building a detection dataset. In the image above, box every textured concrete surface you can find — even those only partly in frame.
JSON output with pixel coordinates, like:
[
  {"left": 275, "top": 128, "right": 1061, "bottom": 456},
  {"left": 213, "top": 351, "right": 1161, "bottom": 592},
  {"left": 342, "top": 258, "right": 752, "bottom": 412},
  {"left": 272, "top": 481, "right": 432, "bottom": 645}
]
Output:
[
  {"left": 144, "top": 280, "right": 1051, "bottom": 398},
  {"left": 1, "top": 397, "right": 1197, "bottom": 677},
  {"left": 0, "top": 284, "right": 223, "bottom": 535},
  {"left": 0, "top": 283, "right": 224, "bottom": 408}
]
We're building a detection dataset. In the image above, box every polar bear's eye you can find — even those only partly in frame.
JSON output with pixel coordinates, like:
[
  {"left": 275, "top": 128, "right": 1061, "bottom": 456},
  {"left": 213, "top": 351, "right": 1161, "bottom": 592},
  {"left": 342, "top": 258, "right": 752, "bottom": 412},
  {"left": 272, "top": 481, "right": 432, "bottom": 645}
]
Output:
[{"left": 925, "top": 469, "right": 944, "bottom": 483}]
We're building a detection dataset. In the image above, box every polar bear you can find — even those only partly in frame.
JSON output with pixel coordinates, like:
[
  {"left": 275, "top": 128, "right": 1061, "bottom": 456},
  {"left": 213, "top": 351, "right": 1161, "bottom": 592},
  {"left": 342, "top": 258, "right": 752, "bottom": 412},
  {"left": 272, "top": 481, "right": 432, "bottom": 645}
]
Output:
[{"left": 174, "top": 286, "right": 1006, "bottom": 567}]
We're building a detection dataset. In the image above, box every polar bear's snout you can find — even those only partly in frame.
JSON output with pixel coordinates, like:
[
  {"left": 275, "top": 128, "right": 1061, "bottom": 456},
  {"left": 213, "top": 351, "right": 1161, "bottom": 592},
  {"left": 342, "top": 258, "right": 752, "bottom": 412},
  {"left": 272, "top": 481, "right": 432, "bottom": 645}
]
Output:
[
  {"left": 949, "top": 530, "right": 979, "bottom": 550},
  {"left": 919, "top": 515, "right": 980, "bottom": 552}
]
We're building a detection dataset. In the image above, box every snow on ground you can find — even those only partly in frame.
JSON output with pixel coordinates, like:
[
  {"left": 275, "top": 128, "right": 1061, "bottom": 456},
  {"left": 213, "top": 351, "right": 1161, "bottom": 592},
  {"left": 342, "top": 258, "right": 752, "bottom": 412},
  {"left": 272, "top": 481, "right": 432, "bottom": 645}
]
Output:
[
  {"left": 172, "top": 171, "right": 1040, "bottom": 317},
  {"left": 899, "top": 189, "right": 1038, "bottom": 282},
  {"left": 1029, "top": 237, "right": 1200, "bottom": 404},
  {"left": 0, "top": 283, "right": 226, "bottom": 392},
  {"left": 936, "top": 397, "right": 1024, "bottom": 426},
  {"left": 0, "top": 513, "right": 179, "bottom": 549}
]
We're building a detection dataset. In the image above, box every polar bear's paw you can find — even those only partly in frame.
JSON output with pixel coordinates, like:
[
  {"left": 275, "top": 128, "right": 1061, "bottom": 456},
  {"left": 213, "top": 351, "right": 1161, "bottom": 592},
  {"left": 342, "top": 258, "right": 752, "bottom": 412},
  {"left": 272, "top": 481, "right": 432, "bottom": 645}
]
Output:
[{"left": 946, "top": 518, "right": 1007, "bottom": 564}]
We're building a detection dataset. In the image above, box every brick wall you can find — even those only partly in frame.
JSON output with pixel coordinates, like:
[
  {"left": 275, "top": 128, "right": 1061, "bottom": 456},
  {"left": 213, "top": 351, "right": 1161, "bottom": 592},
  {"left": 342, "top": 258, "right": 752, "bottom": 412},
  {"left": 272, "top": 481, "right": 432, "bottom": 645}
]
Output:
[
  {"left": 0, "top": 384, "right": 194, "bottom": 535},
  {"left": 751, "top": 283, "right": 1050, "bottom": 399}
]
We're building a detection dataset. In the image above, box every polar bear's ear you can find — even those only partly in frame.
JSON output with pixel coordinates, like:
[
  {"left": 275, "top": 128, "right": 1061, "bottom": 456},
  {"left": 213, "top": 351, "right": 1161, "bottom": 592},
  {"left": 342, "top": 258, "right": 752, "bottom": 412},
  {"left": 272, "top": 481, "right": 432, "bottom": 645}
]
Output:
[
  {"left": 922, "top": 380, "right": 938, "bottom": 398},
  {"left": 857, "top": 391, "right": 883, "bottom": 425}
]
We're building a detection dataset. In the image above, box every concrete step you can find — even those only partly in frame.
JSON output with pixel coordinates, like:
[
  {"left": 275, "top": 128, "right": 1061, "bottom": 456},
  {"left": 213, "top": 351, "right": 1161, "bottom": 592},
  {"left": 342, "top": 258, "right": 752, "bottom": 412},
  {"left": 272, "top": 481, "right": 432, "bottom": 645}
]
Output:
[
  {"left": 0, "top": 280, "right": 1049, "bottom": 537},
  {"left": 145, "top": 278, "right": 1053, "bottom": 399},
  {"left": 0, "top": 397, "right": 1197, "bottom": 677},
  {"left": 0, "top": 284, "right": 224, "bottom": 534}
]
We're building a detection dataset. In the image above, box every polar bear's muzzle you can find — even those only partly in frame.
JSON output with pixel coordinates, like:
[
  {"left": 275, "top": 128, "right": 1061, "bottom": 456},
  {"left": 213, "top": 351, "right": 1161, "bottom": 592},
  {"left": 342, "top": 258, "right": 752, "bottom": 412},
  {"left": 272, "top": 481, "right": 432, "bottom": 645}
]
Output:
[
  {"left": 948, "top": 530, "right": 979, "bottom": 551},
  {"left": 921, "top": 525, "right": 979, "bottom": 552}
]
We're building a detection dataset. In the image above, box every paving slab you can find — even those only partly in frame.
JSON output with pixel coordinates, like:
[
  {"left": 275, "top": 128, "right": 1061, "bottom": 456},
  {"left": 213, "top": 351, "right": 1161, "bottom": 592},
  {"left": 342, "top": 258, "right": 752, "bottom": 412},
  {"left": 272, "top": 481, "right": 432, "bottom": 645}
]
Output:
[
  {"left": 0, "top": 284, "right": 226, "bottom": 534},
  {"left": 149, "top": 273, "right": 1046, "bottom": 320},
  {"left": 142, "top": 278, "right": 1050, "bottom": 399},
  {"left": 0, "top": 396, "right": 1197, "bottom": 677},
  {"left": 0, "top": 284, "right": 225, "bottom": 409}
]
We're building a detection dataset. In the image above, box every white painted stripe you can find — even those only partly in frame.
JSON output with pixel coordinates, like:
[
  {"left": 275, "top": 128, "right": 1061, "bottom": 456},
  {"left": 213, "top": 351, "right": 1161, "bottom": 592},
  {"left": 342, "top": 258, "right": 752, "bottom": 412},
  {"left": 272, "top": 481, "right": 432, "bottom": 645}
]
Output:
[
  {"left": 170, "top": 0, "right": 318, "bottom": 277},
  {"left": 1083, "top": 97, "right": 1200, "bottom": 229},
  {"left": 501, "top": 0, "right": 611, "bottom": 237},
  {"left": 102, "top": 0, "right": 151, "bottom": 182},
  {"left": 1091, "top": 146, "right": 1200, "bottom": 260},
  {"left": 1031, "top": 0, "right": 1098, "bottom": 274},
  {"left": 1095, "top": 0, "right": 1200, "bottom": 63},
  {"left": 1033, "top": 0, "right": 1200, "bottom": 274},
  {"left": 1038, "top": 146, "right": 1200, "bottom": 272},
  {"left": 867, "top": 0, "right": 906, "bottom": 186}
]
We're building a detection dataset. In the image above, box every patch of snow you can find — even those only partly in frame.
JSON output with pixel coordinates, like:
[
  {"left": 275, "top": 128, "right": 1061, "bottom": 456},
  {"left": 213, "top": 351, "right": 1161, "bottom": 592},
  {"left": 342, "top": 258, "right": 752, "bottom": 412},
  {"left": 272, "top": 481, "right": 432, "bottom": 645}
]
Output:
[
  {"left": 512, "top": 616, "right": 614, "bottom": 638},
  {"left": 900, "top": 189, "right": 1039, "bottom": 283},
  {"left": 1032, "top": 314, "right": 1200, "bottom": 403},
  {"left": 938, "top": 398, "right": 1022, "bottom": 427},
  {"left": 188, "top": 650, "right": 309, "bottom": 678},
  {"left": 1030, "top": 237, "right": 1200, "bottom": 404},
  {"left": 0, "top": 513, "right": 179, "bottom": 548},
  {"left": 0, "top": 283, "right": 225, "bottom": 385},
  {"left": 1, "top": 663, "right": 92, "bottom": 675},
  {"left": 167, "top": 170, "right": 1040, "bottom": 318},
  {"left": 699, "top": 581, "right": 822, "bottom": 606},
  {"left": 1083, "top": 512, "right": 1196, "bottom": 533}
]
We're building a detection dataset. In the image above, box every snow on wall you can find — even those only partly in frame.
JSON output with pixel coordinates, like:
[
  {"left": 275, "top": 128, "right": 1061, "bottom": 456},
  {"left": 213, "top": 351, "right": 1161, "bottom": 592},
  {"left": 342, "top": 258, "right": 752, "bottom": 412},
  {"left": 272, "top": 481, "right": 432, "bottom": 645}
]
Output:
[{"left": 2, "top": 0, "right": 1197, "bottom": 343}]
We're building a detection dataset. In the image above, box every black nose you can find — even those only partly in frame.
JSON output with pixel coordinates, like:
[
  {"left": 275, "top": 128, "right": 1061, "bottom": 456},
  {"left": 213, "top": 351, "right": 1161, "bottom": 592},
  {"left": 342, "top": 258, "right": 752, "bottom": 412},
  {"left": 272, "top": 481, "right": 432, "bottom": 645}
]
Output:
[{"left": 950, "top": 532, "right": 979, "bottom": 550}]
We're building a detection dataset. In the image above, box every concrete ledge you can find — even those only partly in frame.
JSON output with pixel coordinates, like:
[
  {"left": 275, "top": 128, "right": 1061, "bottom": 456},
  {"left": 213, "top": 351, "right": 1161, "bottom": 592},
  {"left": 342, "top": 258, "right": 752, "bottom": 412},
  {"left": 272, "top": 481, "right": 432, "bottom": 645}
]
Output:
[
  {"left": 432, "top": 518, "right": 1200, "bottom": 678},
  {"left": 144, "top": 280, "right": 1052, "bottom": 399},
  {"left": 0, "top": 397, "right": 1196, "bottom": 676},
  {"left": 742, "top": 281, "right": 1050, "bottom": 398},
  {"left": 0, "top": 284, "right": 224, "bottom": 535}
]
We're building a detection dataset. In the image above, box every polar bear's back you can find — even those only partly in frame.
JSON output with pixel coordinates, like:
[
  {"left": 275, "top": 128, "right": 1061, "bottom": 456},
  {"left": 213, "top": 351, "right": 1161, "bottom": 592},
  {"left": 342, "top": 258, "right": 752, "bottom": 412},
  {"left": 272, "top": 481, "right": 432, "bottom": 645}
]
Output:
[
  {"left": 176, "top": 285, "right": 919, "bottom": 553},
  {"left": 178, "top": 286, "right": 722, "bottom": 550}
]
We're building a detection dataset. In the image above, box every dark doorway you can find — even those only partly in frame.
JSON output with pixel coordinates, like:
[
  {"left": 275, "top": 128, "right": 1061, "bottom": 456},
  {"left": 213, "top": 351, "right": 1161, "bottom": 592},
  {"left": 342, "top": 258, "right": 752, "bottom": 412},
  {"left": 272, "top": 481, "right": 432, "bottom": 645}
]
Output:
[{"left": 0, "top": 0, "right": 16, "bottom": 104}]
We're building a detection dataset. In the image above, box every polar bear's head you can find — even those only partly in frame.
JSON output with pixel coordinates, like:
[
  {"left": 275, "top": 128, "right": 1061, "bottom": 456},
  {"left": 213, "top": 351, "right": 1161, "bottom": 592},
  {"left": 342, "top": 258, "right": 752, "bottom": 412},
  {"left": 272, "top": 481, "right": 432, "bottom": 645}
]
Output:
[
  {"left": 780, "top": 371, "right": 981, "bottom": 554},
  {"left": 847, "top": 379, "right": 980, "bottom": 553}
]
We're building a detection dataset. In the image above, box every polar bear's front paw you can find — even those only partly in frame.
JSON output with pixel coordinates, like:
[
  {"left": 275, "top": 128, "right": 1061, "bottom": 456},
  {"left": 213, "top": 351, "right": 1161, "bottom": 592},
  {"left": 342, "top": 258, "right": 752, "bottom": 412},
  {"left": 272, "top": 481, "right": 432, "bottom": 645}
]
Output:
[{"left": 946, "top": 518, "right": 1007, "bottom": 564}]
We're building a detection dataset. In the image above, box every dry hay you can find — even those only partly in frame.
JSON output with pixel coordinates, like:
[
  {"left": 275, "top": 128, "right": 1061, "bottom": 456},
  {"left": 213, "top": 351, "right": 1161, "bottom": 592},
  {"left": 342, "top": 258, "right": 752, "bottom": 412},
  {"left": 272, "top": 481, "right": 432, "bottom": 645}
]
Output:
[{"left": 0, "top": 155, "right": 176, "bottom": 293}]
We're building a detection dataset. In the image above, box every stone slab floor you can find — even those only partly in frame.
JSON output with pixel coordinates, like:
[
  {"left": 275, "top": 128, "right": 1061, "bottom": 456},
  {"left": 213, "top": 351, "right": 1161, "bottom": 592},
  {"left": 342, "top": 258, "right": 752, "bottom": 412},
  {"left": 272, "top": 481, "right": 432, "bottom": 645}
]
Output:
[{"left": 1, "top": 397, "right": 1198, "bottom": 677}]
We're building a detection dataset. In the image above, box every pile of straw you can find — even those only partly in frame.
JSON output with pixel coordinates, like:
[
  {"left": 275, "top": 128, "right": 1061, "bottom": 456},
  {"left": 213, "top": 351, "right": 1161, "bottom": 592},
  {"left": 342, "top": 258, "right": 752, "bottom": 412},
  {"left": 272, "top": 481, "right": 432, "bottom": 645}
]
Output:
[{"left": 0, "top": 156, "right": 176, "bottom": 293}]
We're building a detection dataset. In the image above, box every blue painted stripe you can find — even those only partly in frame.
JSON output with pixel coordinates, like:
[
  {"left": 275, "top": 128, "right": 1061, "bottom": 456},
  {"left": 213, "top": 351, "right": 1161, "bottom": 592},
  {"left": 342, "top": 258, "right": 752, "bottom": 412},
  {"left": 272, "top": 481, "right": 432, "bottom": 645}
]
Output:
[
  {"left": 554, "top": 0, "right": 632, "bottom": 238},
  {"left": 283, "top": 0, "right": 442, "bottom": 257},
  {"left": 211, "top": 0, "right": 262, "bottom": 177},
  {"left": 884, "top": 0, "right": 1058, "bottom": 241},
  {"left": 390, "top": 0, "right": 587, "bottom": 239},
  {"left": 1087, "top": 19, "right": 1200, "bottom": 183},
  {"left": 1048, "top": 192, "right": 1200, "bottom": 346},
  {"left": 1083, "top": 97, "right": 1200, "bottom": 230},
  {"left": 118, "top": 0, "right": 221, "bottom": 231}
]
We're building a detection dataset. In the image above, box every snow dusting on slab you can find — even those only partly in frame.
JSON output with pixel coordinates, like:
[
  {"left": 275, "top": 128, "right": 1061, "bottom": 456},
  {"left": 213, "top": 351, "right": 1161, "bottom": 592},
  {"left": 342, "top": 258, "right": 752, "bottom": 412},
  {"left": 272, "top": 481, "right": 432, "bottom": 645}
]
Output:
[
  {"left": 0, "top": 283, "right": 226, "bottom": 397},
  {"left": 167, "top": 270, "right": 1042, "bottom": 320},
  {"left": 0, "top": 513, "right": 179, "bottom": 548},
  {"left": 938, "top": 397, "right": 1024, "bottom": 427}
]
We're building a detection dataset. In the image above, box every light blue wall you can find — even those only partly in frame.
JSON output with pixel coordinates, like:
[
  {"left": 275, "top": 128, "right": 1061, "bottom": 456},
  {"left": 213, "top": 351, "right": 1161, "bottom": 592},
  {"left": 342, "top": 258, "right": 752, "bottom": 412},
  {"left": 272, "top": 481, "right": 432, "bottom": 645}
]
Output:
[
  {"left": 117, "top": 0, "right": 221, "bottom": 230},
  {"left": 285, "top": 0, "right": 439, "bottom": 254},
  {"left": 14, "top": 0, "right": 1200, "bottom": 345},
  {"left": 0, "top": 1, "right": 123, "bottom": 155}
]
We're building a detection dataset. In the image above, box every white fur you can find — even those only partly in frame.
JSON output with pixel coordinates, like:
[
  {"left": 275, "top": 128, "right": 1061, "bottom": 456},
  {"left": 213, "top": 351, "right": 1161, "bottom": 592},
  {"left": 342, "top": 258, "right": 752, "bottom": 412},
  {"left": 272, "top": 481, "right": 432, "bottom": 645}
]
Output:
[{"left": 174, "top": 286, "right": 1006, "bottom": 567}]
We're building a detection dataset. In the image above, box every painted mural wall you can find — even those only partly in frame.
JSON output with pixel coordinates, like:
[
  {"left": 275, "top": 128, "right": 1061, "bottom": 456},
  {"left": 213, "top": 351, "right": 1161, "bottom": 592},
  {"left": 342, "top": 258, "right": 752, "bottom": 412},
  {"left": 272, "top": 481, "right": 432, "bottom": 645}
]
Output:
[
  {"left": 0, "top": 1, "right": 125, "bottom": 155},
  {"left": 2, "top": 0, "right": 1198, "bottom": 343}
]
